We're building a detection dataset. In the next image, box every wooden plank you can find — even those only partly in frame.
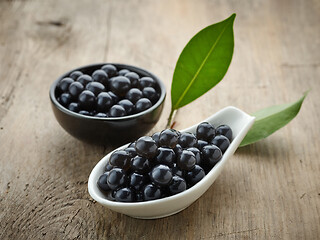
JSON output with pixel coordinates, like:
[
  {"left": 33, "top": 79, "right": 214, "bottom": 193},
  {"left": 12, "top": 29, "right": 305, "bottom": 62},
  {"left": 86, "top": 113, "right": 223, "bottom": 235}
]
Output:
[{"left": 0, "top": 0, "right": 319, "bottom": 239}]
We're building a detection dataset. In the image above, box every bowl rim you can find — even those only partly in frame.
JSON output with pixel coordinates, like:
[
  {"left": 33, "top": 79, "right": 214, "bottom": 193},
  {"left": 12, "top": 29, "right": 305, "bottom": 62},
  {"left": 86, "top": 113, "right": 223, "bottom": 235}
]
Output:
[{"left": 49, "top": 63, "right": 166, "bottom": 121}]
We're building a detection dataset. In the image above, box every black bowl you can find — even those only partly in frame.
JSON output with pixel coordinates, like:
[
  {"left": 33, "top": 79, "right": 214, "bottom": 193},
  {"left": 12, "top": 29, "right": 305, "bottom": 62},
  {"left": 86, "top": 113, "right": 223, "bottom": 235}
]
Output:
[{"left": 49, "top": 63, "right": 166, "bottom": 145}]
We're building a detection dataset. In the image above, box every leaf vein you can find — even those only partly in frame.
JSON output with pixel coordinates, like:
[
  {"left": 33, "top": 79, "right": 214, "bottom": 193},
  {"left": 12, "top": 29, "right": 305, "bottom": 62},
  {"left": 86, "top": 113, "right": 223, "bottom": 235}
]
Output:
[{"left": 173, "top": 20, "right": 232, "bottom": 110}]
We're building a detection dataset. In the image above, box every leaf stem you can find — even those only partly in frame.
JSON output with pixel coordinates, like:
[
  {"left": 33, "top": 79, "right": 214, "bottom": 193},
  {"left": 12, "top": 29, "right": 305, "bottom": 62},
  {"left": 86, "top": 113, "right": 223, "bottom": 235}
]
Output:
[{"left": 166, "top": 108, "right": 176, "bottom": 128}]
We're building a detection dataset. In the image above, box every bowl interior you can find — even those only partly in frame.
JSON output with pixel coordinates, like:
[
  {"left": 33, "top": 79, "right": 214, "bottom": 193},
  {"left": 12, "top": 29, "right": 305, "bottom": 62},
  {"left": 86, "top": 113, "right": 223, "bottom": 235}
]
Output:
[
  {"left": 49, "top": 63, "right": 166, "bottom": 145},
  {"left": 50, "top": 63, "right": 166, "bottom": 121}
]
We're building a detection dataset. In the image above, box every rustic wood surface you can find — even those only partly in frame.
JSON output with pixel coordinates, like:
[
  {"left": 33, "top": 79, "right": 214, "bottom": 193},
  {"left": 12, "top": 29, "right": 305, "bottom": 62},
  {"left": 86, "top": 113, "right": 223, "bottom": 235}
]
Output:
[{"left": 0, "top": 0, "right": 319, "bottom": 239}]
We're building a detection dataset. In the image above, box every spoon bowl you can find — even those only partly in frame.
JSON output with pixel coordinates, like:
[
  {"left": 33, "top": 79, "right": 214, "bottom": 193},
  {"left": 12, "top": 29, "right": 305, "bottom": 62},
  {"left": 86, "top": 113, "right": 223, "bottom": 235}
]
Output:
[{"left": 88, "top": 106, "right": 255, "bottom": 219}]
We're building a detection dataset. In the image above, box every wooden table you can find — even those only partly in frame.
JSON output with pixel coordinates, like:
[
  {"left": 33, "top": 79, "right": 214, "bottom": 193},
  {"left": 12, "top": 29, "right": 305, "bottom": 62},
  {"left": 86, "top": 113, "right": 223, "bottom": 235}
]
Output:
[{"left": 1, "top": 0, "right": 319, "bottom": 239}]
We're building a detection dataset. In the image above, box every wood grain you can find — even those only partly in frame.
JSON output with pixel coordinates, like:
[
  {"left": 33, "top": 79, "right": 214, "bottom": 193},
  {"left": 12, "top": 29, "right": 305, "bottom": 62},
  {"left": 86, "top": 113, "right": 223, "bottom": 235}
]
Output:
[{"left": 0, "top": 0, "right": 319, "bottom": 239}]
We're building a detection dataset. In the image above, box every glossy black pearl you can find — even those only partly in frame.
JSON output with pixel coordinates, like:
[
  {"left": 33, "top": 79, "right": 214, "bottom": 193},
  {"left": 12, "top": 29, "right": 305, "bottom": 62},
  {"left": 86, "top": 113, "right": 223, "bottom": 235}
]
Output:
[
  {"left": 68, "top": 81, "right": 84, "bottom": 99},
  {"left": 109, "top": 150, "right": 131, "bottom": 169},
  {"left": 78, "top": 90, "right": 96, "bottom": 111},
  {"left": 211, "top": 135, "right": 230, "bottom": 153},
  {"left": 78, "top": 110, "right": 91, "bottom": 116},
  {"left": 106, "top": 190, "right": 116, "bottom": 201},
  {"left": 58, "top": 77, "right": 74, "bottom": 93},
  {"left": 185, "top": 165, "right": 205, "bottom": 187},
  {"left": 196, "top": 122, "right": 215, "bottom": 142},
  {"left": 107, "top": 168, "right": 127, "bottom": 190},
  {"left": 135, "top": 136, "right": 158, "bottom": 158},
  {"left": 96, "top": 92, "right": 113, "bottom": 112},
  {"left": 150, "top": 164, "right": 173, "bottom": 186},
  {"left": 115, "top": 187, "right": 133, "bottom": 202},
  {"left": 142, "top": 87, "right": 158, "bottom": 104},
  {"left": 77, "top": 74, "right": 93, "bottom": 86},
  {"left": 173, "top": 144, "right": 183, "bottom": 157},
  {"left": 131, "top": 155, "right": 151, "bottom": 174},
  {"left": 187, "top": 147, "right": 202, "bottom": 165},
  {"left": 178, "top": 132, "right": 197, "bottom": 148},
  {"left": 197, "top": 139, "right": 209, "bottom": 150},
  {"left": 169, "top": 175, "right": 186, "bottom": 195},
  {"left": 118, "top": 99, "right": 134, "bottom": 115},
  {"left": 92, "top": 69, "right": 109, "bottom": 87},
  {"left": 129, "top": 172, "right": 148, "bottom": 191},
  {"left": 155, "top": 147, "right": 176, "bottom": 167},
  {"left": 97, "top": 172, "right": 110, "bottom": 191},
  {"left": 101, "top": 64, "right": 117, "bottom": 78},
  {"left": 135, "top": 192, "right": 144, "bottom": 202},
  {"left": 125, "top": 88, "right": 143, "bottom": 104},
  {"left": 69, "top": 70, "right": 83, "bottom": 80},
  {"left": 95, "top": 112, "right": 107, "bottom": 117},
  {"left": 201, "top": 144, "right": 222, "bottom": 167},
  {"left": 118, "top": 69, "right": 130, "bottom": 76},
  {"left": 67, "top": 102, "right": 80, "bottom": 112},
  {"left": 125, "top": 147, "right": 137, "bottom": 158},
  {"left": 107, "top": 91, "right": 119, "bottom": 105},
  {"left": 125, "top": 72, "right": 139, "bottom": 88},
  {"left": 177, "top": 150, "right": 196, "bottom": 171},
  {"left": 108, "top": 105, "right": 126, "bottom": 117},
  {"left": 105, "top": 161, "right": 114, "bottom": 172},
  {"left": 159, "top": 129, "right": 179, "bottom": 148},
  {"left": 124, "top": 143, "right": 137, "bottom": 158},
  {"left": 134, "top": 98, "right": 152, "bottom": 113},
  {"left": 143, "top": 184, "right": 161, "bottom": 201},
  {"left": 151, "top": 132, "right": 160, "bottom": 146},
  {"left": 216, "top": 125, "right": 233, "bottom": 141},
  {"left": 139, "top": 76, "right": 156, "bottom": 88},
  {"left": 109, "top": 76, "right": 131, "bottom": 96},
  {"left": 85, "top": 82, "right": 105, "bottom": 96},
  {"left": 172, "top": 163, "right": 184, "bottom": 178},
  {"left": 58, "top": 93, "right": 72, "bottom": 107}
]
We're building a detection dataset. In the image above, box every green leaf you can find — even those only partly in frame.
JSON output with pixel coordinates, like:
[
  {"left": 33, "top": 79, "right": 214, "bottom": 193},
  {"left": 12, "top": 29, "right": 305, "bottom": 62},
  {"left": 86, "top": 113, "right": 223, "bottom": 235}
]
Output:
[
  {"left": 171, "top": 14, "right": 235, "bottom": 110},
  {"left": 240, "top": 92, "right": 308, "bottom": 147}
]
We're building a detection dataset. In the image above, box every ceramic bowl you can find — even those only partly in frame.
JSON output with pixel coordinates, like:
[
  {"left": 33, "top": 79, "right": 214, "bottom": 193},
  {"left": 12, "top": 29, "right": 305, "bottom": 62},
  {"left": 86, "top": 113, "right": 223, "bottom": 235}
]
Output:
[
  {"left": 88, "top": 106, "right": 255, "bottom": 219},
  {"left": 49, "top": 63, "right": 166, "bottom": 145}
]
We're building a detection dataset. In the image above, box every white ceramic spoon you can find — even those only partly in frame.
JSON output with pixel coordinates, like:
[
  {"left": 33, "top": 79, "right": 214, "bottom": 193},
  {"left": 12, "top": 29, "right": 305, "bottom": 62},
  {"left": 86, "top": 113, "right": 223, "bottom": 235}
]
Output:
[{"left": 88, "top": 106, "right": 255, "bottom": 219}]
